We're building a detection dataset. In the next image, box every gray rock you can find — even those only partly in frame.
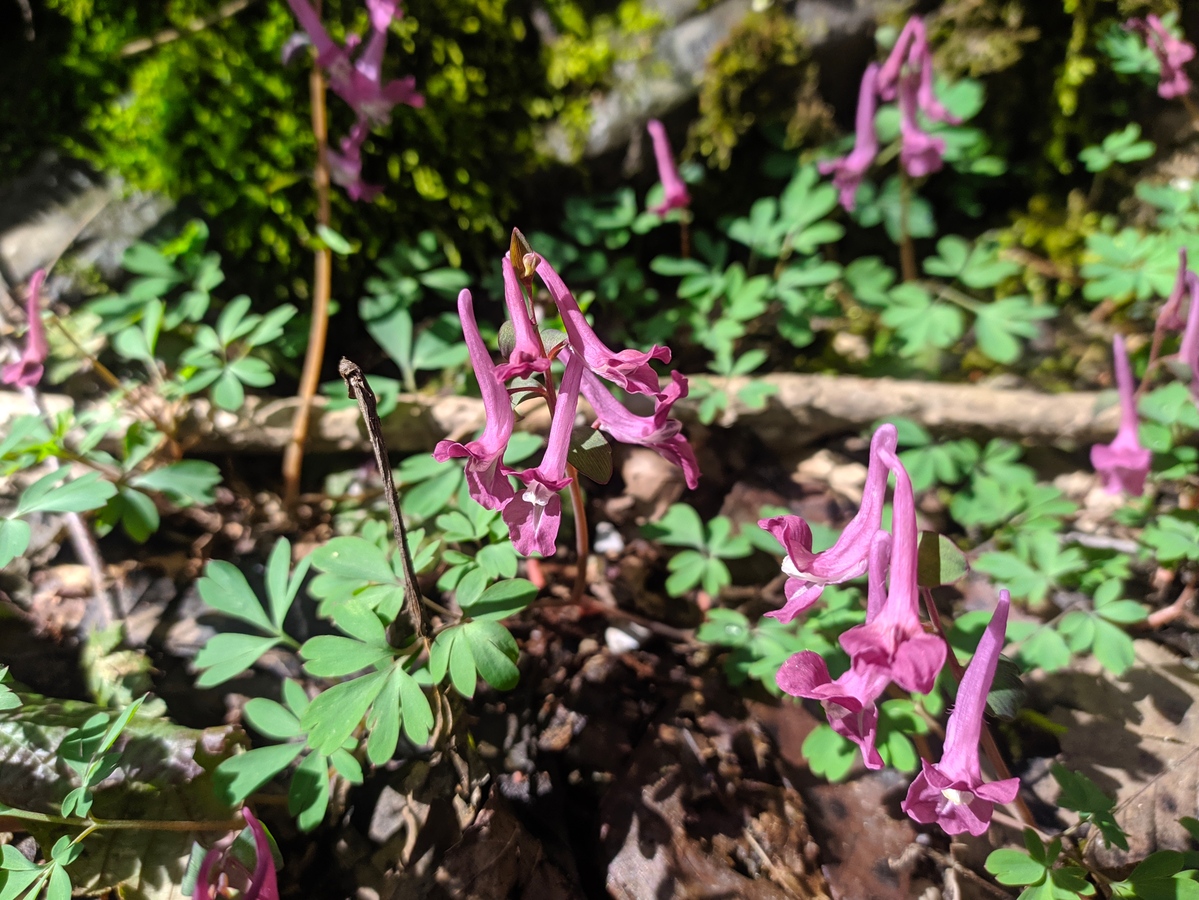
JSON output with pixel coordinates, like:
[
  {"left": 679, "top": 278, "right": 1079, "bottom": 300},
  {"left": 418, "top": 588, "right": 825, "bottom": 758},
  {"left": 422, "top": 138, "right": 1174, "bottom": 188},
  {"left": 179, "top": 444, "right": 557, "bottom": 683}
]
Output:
[
  {"left": 541, "top": 0, "right": 887, "bottom": 163},
  {"left": 0, "top": 153, "right": 172, "bottom": 288}
]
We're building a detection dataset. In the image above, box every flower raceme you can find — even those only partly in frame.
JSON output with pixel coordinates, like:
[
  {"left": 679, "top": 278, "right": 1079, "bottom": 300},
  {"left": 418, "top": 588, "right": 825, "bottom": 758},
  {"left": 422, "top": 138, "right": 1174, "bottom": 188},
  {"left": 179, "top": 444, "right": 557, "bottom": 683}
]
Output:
[
  {"left": 822, "top": 16, "right": 954, "bottom": 211},
  {"left": 773, "top": 430, "right": 947, "bottom": 769},
  {"left": 285, "top": 0, "right": 423, "bottom": 201},
  {"left": 435, "top": 241, "right": 697, "bottom": 556},
  {"left": 767, "top": 429, "right": 1019, "bottom": 834},
  {"left": 2, "top": 269, "right": 48, "bottom": 388},
  {"left": 1126, "top": 15, "right": 1195, "bottom": 100}
]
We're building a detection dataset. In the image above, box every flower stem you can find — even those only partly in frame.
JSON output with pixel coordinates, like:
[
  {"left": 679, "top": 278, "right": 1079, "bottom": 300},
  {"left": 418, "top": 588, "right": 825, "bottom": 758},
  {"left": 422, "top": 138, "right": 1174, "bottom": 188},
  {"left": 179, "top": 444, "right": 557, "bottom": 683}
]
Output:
[
  {"left": 282, "top": 59, "right": 334, "bottom": 511},
  {"left": 898, "top": 172, "right": 918, "bottom": 283},
  {"left": 567, "top": 468, "right": 589, "bottom": 604},
  {"left": 919, "top": 586, "right": 1038, "bottom": 830}
]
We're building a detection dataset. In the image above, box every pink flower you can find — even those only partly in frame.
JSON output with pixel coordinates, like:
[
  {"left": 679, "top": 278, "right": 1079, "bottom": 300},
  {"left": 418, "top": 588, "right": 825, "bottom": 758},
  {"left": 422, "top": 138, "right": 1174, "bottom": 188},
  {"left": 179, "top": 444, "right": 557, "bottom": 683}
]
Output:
[
  {"left": 820, "top": 63, "right": 881, "bottom": 212},
  {"left": 194, "top": 808, "right": 279, "bottom": 900},
  {"left": 535, "top": 255, "right": 671, "bottom": 397},
  {"left": 779, "top": 649, "right": 889, "bottom": 769},
  {"left": 2, "top": 269, "right": 48, "bottom": 388},
  {"left": 503, "top": 353, "right": 585, "bottom": 556},
  {"left": 286, "top": 0, "right": 424, "bottom": 124},
  {"left": 433, "top": 290, "right": 516, "bottom": 511},
  {"left": 902, "top": 592, "right": 1020, "bottom": 836},
  {"left": 776, "top": 530, "right": 896, "bottom": 769},
  {"left": 1157, "top": 248, "right": 1192, "bottom": 332},
  {"left": 876, "top": 17, "right": 925, "bottom": 100},
  {"left": 898, "top": 72, "right": 945, "bottom": 178},
  {"left": 1091, "top": 334, "right": 1151, "bottom": 496},
  {"left": 326, "top": 119, "right": 382, "bottom": 202},
  {"left": 837, "top": 445, "right": 946, "bottom": 695},
  {"left": 646, "top": 119, "right": 690, "bottom": 217},
  {"left": 758, "top": 423, "right": 898, "bottom": 622},
  {"left": 576, "top": 363, "right": 699, "bottom": 489},
  {"left": 1127, "top": 15, "right": 1195, "bottom": 100},
  {"left": 494, "top": 256, "right": 551, "bottom": 382}
]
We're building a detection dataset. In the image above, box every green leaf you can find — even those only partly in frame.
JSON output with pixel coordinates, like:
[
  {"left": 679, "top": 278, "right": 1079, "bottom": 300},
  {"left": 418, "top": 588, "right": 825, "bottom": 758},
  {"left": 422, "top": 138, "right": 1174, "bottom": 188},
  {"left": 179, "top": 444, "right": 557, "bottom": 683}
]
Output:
[
  {"left": 214, "top": 742, "right": 305, "bottom": 804},
  {"left": 0, "top": 520, "right": 32, "bottom": 569},
  {"left": 242, "top": 698, "right": 302, "bottom": 741},
  {"left": 461, "top": 620, "right": 520, "bottom": 690},
  {"left": 917, "top": 531, "right": 970, "bottom": 586},
  {"left": 194, "top": 633, "right": 282, "bottom": 687},
  {"left": 330, "top": 748, "right": 364, "bottom": 784},
  {"left": 973, "top": 297, "right": 1054, "bottom": 364},
  {"left": 397, "top": 667, "right": 434, "bottom": 745},
  {"left": 801, "top": 723, "right": 856, "bottom": 782},
  {"left": 464, "top": 578, "right": 537, "bottom": 620},
  {"left": 1092, "top": 619, "right": 1136, "bottom": 677},
  {"left": 310, "top": 536, "right": 397, "bottom": 585},
  {"left": 197, "top": 561, "right": 274, "bottom": 632},
  {"left": 16, "top": 471, "right": 117, "bottom": 516},
  {"left": 696, "top": 608, "right": 751, "bottom": 646},
  {"left": 985, "top": 848, "right": 1048, "bottom": 886},
  {"left": 289, "top": 750, "right": 330, "bottom": 831},
  {"left": 131, "top": 460, "right": 222, "bottom": 506},
  {"left": 641, "top": 504, "right": 706, "bottom": 550},
  {"left": 365, "top": 666, "right": 403, "bottom": 766},
  {"left": 301, "top": 671, "right": 390, "bottom": 754},
  {"left": 210, "top": 371, "right": 245, "bottom": 410},
  {"left": 301, "top": 636, "right": 392, "bottom": 678},
  {"left": 568, "top": 427, "right": 613, "bottom": 485},
  {"left": 1015, "top": 627, "right": 1072, "bottom": 673}
]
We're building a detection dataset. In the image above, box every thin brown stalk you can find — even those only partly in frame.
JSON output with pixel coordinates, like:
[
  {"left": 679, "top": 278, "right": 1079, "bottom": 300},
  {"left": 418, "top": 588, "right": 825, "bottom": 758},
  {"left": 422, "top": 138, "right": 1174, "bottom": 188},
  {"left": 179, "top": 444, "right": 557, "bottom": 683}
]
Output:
[
  {"left": 898, "top": 173, "right": 918, "bottom": 283},
  {"left": 282, "top": 64, "right": 334, "bottom": 510}
]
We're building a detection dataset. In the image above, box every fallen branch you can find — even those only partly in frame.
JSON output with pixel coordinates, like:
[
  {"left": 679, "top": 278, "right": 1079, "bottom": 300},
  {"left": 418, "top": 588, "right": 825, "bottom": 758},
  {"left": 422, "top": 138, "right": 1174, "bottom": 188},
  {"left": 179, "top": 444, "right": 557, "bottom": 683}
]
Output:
[{"left": 0, "top": 373, "right": 1120, "bottom": 458}]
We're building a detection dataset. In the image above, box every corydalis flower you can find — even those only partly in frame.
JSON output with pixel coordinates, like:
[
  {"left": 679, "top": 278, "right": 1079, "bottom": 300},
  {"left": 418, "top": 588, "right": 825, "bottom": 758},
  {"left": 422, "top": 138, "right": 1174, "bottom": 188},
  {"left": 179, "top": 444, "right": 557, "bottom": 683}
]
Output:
[
  {"left": 820, "top": 63, "right": 881, "bottom": 212},
  {"left": 902, "top": 592, "right": 1020, "bottom": 836},
  {"left": 1091, "top": 334, "right": 1151, "bottom": 496},
  {"left": 897, "top": 71, "right": 946, "bottom": 178},
  {"left": 837, "top": 445, "right": 946, "bottom": 695},
  {"left": 433, "top": 290, "right": 515, "bottom": 511},
  {"left": 287, "top": 0, "right": 424, "bottom": 124},
  {"left": 495, "top": 256, "right": 551, "bottom": 382},
  {"left": 2, "top": 269, "right": 48, "bottom": 388},
  {"left": 758, "top": 423, "right": 898, "bottom": 622},
  {"left": 777, "top": 530, "right": 895, "bottom": 769},
  {"left": 326, "top": 120, "right": 382, "bottom": 202},
  {"left": 577, "top": 363, "right": 700, "bottom": 490},
  {"left": 1127, "top": 15, "right": 1195, "bottom": 100},
  {"left": 503, "top": 353, "right": 585, "bottom": 557},
  {"left": 536, "top": 255, "right": 670, "bottom": 397},
  {"left": 646, "top": 119, "right": 690, "bottom": 217},
  {"left": 194, "top": 809, "right": 278, "bottom": 900}
]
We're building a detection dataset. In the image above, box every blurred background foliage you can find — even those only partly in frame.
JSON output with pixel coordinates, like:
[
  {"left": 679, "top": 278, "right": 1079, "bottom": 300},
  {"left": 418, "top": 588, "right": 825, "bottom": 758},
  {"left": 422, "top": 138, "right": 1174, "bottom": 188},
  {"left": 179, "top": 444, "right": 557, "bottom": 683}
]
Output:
[{"left": 0, "top": 0, "right": 1189, "bottom": 312}]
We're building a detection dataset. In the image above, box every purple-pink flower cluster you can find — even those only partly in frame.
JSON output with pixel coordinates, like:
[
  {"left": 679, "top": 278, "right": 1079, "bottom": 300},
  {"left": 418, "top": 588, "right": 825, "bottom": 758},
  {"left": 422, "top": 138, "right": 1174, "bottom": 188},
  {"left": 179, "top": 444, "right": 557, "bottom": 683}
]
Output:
[
  {"left": 1126, "top": 15, "right": 1195, "bottom": 100},
  {"left": 2, "top": 269, "right": 48, "bottom": 389},
  {"left": 820, "top": 16, "right": 957, "bottom": 211},
  {"left": 762, "top": 424, "right": 1017, "bottom": 835},
  {"left": 286, "top": 0, "right": 424, "bottom": 201},
  {"left": 435, "top": 240, "right": 699, "bottom": 557}
]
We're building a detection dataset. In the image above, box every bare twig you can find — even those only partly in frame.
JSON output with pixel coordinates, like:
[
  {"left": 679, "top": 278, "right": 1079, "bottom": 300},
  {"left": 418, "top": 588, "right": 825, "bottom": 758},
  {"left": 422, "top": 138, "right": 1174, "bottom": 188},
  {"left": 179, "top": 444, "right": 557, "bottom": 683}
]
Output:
[
  {"left": 119, "top": 0, "right": 255, "bottom": 56},
  {"left": 339, "top": 358, "right": 428, "bottom": 647}
]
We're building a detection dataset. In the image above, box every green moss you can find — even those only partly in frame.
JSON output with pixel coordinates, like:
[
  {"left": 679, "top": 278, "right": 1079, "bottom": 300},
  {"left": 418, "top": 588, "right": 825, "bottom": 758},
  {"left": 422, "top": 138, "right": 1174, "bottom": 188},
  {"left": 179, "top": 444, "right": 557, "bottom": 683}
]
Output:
[
  {"left": 691, "top": 9, "right": 829, "bottom": 170},
  {"left": 1, "top": 0, "right": 653, "bottom": 297}
]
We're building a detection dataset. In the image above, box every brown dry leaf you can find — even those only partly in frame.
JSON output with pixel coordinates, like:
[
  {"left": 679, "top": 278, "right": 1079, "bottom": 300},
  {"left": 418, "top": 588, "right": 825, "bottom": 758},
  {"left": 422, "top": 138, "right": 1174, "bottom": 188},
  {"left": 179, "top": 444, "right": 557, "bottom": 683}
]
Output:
[
  {"left": 1037, "top": 638, "right": 1199, "bottom": 868},
  {"left": 601, "top": 716, "right": 827, "bottom": 899},
  {"left": 432, "top": 793, "right": 585, "bottom": 900}
]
